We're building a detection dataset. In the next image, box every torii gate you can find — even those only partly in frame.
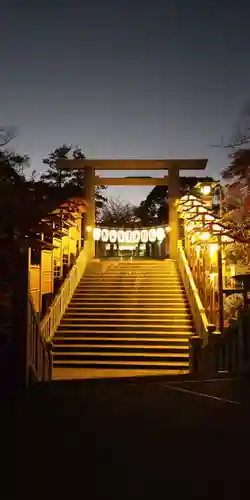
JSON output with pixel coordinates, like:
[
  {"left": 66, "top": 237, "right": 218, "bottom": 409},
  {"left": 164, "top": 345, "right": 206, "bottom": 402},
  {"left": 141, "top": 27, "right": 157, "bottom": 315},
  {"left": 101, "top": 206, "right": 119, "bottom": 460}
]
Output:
[{"left": 58, "top": 158, "right": 207, "bottom": 259}]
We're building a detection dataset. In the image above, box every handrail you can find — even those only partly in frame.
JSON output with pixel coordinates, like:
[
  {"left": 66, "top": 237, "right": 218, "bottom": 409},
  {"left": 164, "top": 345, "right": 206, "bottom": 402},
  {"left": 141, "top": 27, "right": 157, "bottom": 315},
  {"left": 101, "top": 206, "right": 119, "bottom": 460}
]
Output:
[
  {"left": 27, "top": 295, "right": 51, "bottom": 382},
  {"left": 40, "top": 242, "right": 90, "bottom": 342},
  {"left": 177, "top": 241, "right": 215, "bottom": 345}
]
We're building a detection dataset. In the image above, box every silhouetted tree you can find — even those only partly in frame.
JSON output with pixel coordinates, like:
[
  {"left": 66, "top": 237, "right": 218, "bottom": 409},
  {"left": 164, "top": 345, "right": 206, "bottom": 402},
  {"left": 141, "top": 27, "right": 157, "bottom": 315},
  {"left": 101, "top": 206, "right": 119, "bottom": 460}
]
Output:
[
  {"left": 221, "top": 149, "right": 250, "bottom": 181},
  {"left": 0, "top": 126, "right": 17, "bottom": 147},
  {"left": 41, "top": 144, "right": 73, "bottom": 187},
  {"left": 136, "top": 176, "right": 214, "bottom": 225},
  {"left": 42, "top": 145, "right": 107, "bottom": 211},
  {"left": 99, "top": 198, "right": 139, "bottom": 227}
]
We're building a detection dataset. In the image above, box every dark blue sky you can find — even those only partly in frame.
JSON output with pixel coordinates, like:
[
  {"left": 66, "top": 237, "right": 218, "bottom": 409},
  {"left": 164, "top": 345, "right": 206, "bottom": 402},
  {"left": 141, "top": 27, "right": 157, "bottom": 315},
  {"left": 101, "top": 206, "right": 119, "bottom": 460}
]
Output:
[{"left": 1, "top": 0, "right": 250, "bottom": 203}]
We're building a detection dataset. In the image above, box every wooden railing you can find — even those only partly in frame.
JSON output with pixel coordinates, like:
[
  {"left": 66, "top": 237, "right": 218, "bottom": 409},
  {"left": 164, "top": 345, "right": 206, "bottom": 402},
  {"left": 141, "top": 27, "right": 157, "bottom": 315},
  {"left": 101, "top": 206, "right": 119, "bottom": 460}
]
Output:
[
  {"left": 216, "top": 311, "right": 250, "bottom": 374},
  {"left": 40, "top": 243, "right": 90, "bottom": 342},
  {"left": 177, "top": 241, "right": 215, "bottom": 346},
  {"left": 27, "top": 296, "right": 51, "bottom": 382}
]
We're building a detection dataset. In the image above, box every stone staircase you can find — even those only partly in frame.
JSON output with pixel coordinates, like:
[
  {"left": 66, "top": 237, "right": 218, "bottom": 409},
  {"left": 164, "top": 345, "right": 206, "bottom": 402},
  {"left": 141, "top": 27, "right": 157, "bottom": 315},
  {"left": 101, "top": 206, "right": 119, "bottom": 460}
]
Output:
[{"left": 52, "top": 260, "right": 194, "bottom": 377}]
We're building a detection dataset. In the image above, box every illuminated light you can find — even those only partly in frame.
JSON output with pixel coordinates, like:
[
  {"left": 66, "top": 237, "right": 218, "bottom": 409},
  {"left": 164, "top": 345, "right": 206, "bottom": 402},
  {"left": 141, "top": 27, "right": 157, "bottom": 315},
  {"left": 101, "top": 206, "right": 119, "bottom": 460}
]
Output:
[
  {"left": 149, "top": 228, "right": 157, "bottom": 242},
  {"left": 186, "top": 222, "right": 194, "bottom": 232},
  {"left": 140, "top": 230, "right": 148, "bottom": 243},
  {"left": 94, "top": 227, "right": 167, "bottom": 243},
  {"left": 211, "top": 223, "right": 223, "bottom": 232},
  {"left": 209, "top": 243, "right": 219, "bottom": 258},
  {"left": 201, "top": 185, "right": 211, "bottom": 195},
  {"left": 118, "top": 230, "right": 125, "bottom": 243},
  {"left": 109, "top": 229, "right": 117, "bottom": 243},
  {"left": 93, "top": 227, "right": 101, "bottom": 241},
  {"left": 119, "top": 244, "right": 136, "bottom": 251},
  {"left": 200, "top": 232, "right": 210, "bottom": 241},
  {"left": 86, "top": 225, "right": 92, "bottom": 232},
  {"left": 101, "top": 229, "right": 109, "bottom": 242},
  {"left": 125, "top": 230, "right": 134, "bottom": 243},
  {"left": 222, "top": 235, "right": 234, "bottom": 243},
  {"left": 197, "top": 206, "right": 207, "bottom": 213},
  {"left": 205, "top": 214, "right": 216, "bottom": 221},
  {"left": 165, "top": 226, "right": 171, "bottom": 232},
  {"left": 196, "top": 245, "right": 201, "bottom": 257},
  {"left": 133, "top": 230, "right": 141, "bottom": 243},
  {"left": 210, "top": 272, "right": 218, "bottom": 280},
  {"left": 156, "top": 227, "right": 165, "bottom": 241}
]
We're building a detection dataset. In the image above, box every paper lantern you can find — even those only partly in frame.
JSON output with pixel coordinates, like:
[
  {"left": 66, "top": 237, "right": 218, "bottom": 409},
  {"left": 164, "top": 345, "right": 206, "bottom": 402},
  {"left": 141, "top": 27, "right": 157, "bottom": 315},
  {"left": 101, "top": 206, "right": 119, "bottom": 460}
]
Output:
[
  {"left": 118, "top": 230, "right": 125, "bottom": 243},
  {"left": 148, "top": 229, "right": 157, "bottom": 242},
  {"left": 140, "top": 230, "right": 148, "bottom": 243},
  {"left": 93, "top": 228, "right": 101, "bottom": 241},
  {"left": 109, "top": 230, "right": 117, "bottom": 243},
  {"left": 101, "top": 229, "right": 109, "bottom": 242}
]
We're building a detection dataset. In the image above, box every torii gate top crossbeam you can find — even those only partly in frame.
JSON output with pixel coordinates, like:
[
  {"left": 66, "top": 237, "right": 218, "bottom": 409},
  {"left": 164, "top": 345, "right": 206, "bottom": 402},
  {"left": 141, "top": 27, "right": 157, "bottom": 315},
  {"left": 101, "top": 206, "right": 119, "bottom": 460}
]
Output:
[{"left": 57, "top": 158, "right": 207, "bottom": 171}]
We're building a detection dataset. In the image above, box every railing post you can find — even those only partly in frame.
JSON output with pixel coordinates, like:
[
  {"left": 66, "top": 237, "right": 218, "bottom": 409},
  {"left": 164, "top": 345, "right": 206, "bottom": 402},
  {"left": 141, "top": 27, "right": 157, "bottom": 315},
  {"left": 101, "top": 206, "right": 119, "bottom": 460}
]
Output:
[
  {"left": 189, "top": 335, "right": 202, "bottom": 374},
  {"left": 45, "top": 341, "right": 52, "bottom": 380},
  {"left": 208, "top": 328, "right": 221, "bottom": 375}
]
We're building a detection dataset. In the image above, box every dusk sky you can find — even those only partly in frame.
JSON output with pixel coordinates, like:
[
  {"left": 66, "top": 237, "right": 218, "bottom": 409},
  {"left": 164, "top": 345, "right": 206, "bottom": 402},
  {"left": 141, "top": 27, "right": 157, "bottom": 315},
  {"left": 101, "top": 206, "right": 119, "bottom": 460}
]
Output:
[{"left": 1, "top": 0, "right": 250, "bottom": 204}]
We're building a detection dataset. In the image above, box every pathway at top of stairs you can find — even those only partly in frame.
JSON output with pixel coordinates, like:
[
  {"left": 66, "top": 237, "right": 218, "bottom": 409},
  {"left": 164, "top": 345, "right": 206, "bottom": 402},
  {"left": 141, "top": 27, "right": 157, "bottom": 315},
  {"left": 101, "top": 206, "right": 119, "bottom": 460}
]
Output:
[{"left": 52, "top": 259, "right": 194, "bottom": 380}]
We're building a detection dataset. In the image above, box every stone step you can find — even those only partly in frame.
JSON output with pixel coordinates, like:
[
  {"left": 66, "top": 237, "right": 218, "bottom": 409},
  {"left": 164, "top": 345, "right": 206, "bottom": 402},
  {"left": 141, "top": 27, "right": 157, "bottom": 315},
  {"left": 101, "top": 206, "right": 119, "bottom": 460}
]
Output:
[
  {"left": 73, "top": 292, "right": 187, "bottom": 297},
  {"left": 67, "top": 302, "right": 189, "bottom": 314},
  {"left": 75, "top": 288, "right": 185, "bottom": 293},
  {"left": 82, "top": 274, "right": 180, "bottom": 279},
  {"left": 64, "top": 311, "right": 192, "bottom": 318},
  {"left": 74, "top": 290, "right": 184, "bottom": 295},
  {"left": 81, "top": 280, "right": 181, "bottom": 284},
  {"left": 53, "top": 336, "right": 190, "bottom": 344},
  {"left": 53, "top": 351, "right": 189, "bottom": 361},
  {"left": 52, "top": 367, "right": 189, "bottom": 378},
  {"left": 71, "top": 294, "right": 188, "bottom": 300},
  {"left": 54, "top": 331, "right": 192, "bottom": 338},
  {"left": 53, "top": 359, "right": 189, "bottom": 369},
  {"left": 61, "top": 315, "right": 192, "bottom": 322},
  {"left": 58, "top": 324, "right": 193, "bottom": 332},
  {"left": 77, "top": 284, "right": 184, "bottom": 290},
  {"left": 53, "top": 344, "right": 189, "bottom": 353}
]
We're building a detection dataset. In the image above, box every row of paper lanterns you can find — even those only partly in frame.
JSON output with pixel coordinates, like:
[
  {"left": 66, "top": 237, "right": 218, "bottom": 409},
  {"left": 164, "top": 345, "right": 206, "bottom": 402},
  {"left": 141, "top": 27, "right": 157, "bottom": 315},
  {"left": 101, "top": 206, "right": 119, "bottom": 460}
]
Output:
[{"left": 93, "top": 227, "right": 169, "bottom": 243}]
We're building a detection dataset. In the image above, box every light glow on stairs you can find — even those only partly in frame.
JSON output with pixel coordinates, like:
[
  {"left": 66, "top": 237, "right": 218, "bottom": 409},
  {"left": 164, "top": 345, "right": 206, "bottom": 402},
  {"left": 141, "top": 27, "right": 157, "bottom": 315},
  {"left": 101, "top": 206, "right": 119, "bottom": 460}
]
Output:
[{"left": 52, "top": 260, "right": 194, "bottom": 378}]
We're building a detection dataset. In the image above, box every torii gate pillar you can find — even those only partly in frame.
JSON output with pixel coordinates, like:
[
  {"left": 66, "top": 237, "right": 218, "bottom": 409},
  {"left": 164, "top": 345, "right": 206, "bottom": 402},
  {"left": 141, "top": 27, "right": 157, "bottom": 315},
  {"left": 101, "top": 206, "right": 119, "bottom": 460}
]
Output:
[
  {"left": 83, "top": 166, "right": 95, "bottom": 257},
  {"left": 168, "top": 167, "right": 180, "bottom": 259}
]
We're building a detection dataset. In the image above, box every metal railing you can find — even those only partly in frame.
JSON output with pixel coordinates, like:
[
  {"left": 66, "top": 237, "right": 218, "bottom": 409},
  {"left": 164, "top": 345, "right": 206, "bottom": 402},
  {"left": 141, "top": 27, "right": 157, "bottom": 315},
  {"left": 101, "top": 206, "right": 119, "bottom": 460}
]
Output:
[
  {"left": 177, "top": 241, "right": 215, "bottom": 346},
  {"left": 40, "top": 243, "right": 90, "bottom": 342},
  {"left": 27, "top": 296, "right": 51, "bottom": 382}
]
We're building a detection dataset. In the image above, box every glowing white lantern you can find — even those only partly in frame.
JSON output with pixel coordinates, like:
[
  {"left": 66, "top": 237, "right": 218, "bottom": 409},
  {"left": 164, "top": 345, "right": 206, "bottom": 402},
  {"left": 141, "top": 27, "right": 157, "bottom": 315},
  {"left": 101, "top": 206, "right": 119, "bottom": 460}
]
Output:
[
  {"left": 133, "top": 230, "right": 141, "bottom": 243},
  {"left": 156, "top": 227, "right": 165, "bottom": 242},
  {"left": 109, "top": 229, "right": 117, "bottom": 243},
  {"left": 209, "top": 244, "right": 218, "bottom": 258},
  {"left": 118, "top": 230, "right": 125, "bottom": 243},
  {"left": 148, "top": 229, "right": 157, "bottom": 242},
  {"left": 101, "top": 229, "right": 109, "bottom": 242},
  {"left": 140, "top": 230, "right": 148, "bottom": 243},
  {"left": 125, "top": 230, "right": 134, "bottom": 243},
  {"left": 93, "top": 227, "right": 101, "bottom": 241}
]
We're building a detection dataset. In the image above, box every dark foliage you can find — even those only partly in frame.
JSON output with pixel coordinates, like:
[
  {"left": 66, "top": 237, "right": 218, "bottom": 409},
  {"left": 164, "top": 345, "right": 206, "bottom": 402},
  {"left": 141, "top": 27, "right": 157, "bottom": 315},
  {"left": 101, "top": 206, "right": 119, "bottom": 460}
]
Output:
[{"left": 136, "top": 176, "right": 214, "bottom": 224}]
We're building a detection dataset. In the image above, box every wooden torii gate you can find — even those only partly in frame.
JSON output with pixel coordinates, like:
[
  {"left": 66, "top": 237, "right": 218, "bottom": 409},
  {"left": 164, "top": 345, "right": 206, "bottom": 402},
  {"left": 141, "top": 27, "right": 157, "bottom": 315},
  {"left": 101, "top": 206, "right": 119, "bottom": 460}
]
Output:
[{"left": 58, "top": 158, "right": 207, "bottom": 258}]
